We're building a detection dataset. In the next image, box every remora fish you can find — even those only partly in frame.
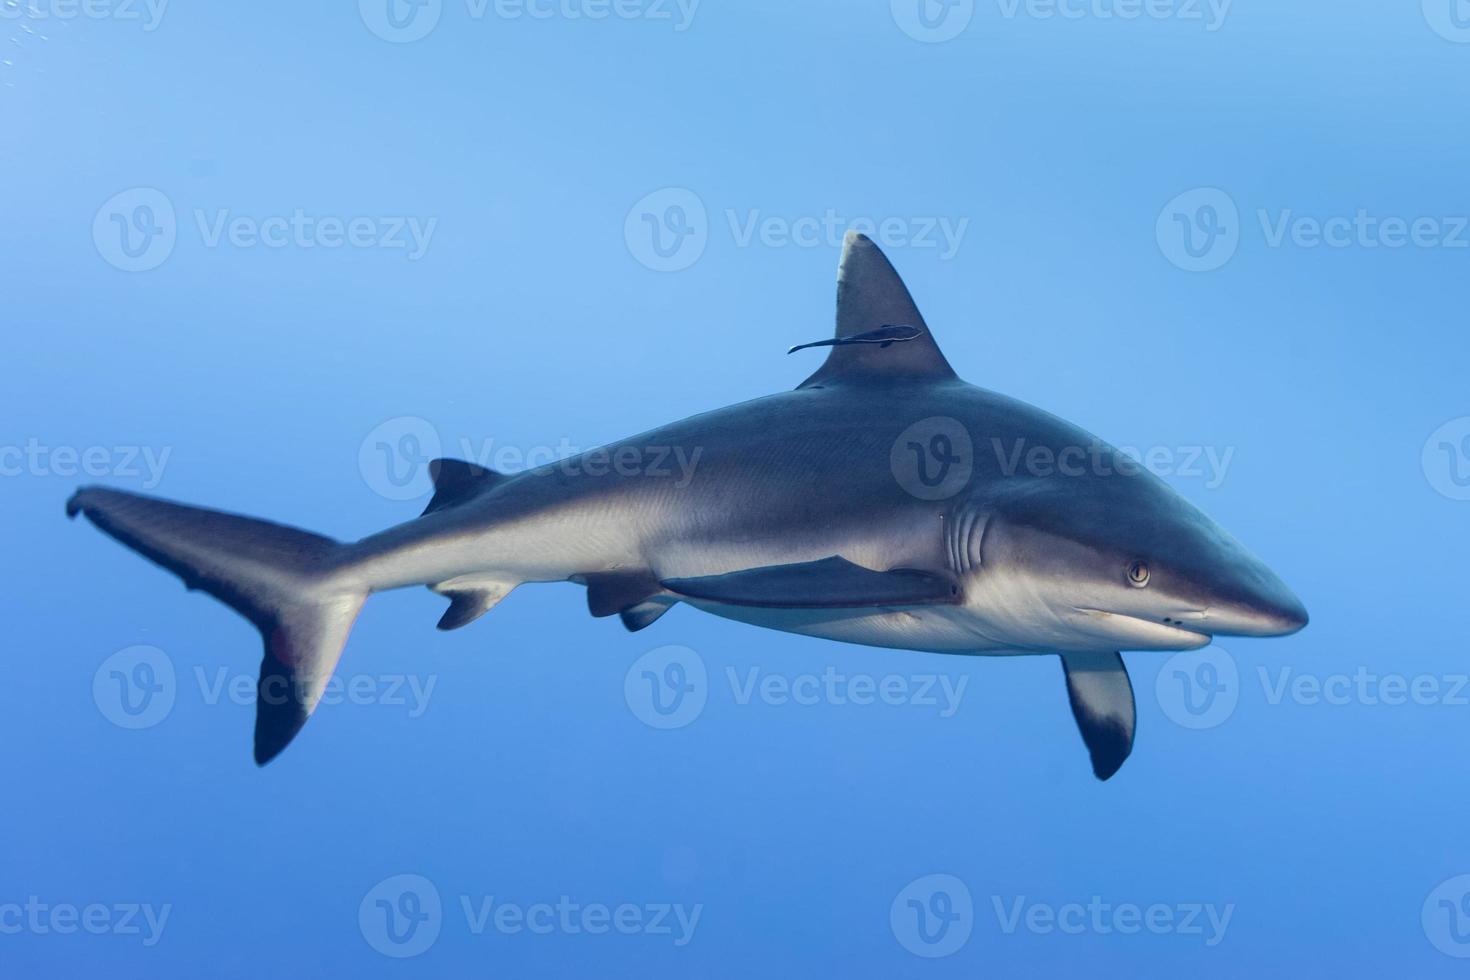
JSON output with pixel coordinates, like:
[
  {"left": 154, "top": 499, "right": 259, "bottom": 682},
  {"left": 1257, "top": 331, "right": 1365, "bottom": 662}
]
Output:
[{"left": 67, "top": 232, "right": 1307, "bottom": 778}]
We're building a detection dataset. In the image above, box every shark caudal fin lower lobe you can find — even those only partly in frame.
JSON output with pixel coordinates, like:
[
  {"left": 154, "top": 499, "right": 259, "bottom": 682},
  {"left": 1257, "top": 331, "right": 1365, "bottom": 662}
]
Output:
[{"left": 66, "top": 486, "right": 366, "bottom": 765}]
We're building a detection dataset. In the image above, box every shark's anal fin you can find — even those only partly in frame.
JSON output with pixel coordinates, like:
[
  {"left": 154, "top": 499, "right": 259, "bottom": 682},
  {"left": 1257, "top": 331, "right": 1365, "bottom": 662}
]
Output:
[
  {"left": 584, "top": 571, "right": 664, "bottom": 619},
  {"left": 422, "top": 459, "right": 509, "bottom": 517},
  {"left": 1060, "top": 651, "right": 1136, "bottom": 781},
  {"left": 661, "top": 556, "right": 961, "bottom": 609},
  {"left": 620, "top": 597, "right": 676, "bottom": 632}
]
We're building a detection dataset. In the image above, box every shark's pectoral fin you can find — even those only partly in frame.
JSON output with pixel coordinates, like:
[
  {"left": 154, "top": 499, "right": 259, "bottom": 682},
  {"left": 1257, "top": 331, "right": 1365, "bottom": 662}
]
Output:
[
  {"left": 1060, "top": 651, "right": 1136, "bottom": 781},
  {"left": 661, "top": 555, "right": 961, "bottom": 609},
  {"left": 422, "top": 458, "right": 510, "bottom": 516}
]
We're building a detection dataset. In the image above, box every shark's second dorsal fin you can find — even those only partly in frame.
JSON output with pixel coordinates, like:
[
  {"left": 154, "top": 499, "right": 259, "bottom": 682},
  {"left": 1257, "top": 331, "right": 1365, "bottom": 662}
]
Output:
[
  {"left": 421, "top": 458, "right": 508, "bottom": 516},
  {"left": 797, "top": 232, "right": 956, "bottom": 389}
]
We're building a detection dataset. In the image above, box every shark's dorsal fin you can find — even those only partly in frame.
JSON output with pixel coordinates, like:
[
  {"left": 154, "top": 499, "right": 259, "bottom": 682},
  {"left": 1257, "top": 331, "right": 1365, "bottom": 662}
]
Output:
[
  {"left": 421, "top": 458, "right": 508, "bottom": 516},
  {"left": 797, "top": 232, "right": 957, "bottom": 389}
]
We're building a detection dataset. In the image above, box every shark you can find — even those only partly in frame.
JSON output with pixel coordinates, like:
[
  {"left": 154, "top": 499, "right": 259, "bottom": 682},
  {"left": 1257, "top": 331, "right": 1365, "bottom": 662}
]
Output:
[{"left": 67, "top": 231, "right": 1307, "bottom": 779}]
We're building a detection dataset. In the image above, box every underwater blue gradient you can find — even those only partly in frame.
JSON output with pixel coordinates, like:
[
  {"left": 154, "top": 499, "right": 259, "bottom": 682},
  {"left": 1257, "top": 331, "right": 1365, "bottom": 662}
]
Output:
[{"left": 4, "top": 0, "right": 1470, "bottom": 975}]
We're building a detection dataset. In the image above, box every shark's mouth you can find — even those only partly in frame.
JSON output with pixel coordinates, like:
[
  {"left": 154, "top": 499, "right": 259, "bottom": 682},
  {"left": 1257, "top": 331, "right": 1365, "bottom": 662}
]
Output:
[{"left": 1070, "top": 607, "right": 1211, "bottom": 650}]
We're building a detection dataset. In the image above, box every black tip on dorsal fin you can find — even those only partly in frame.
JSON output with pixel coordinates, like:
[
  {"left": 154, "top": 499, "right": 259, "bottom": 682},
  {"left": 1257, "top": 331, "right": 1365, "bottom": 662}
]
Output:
[
  {"left": 797, "top": 232, "right": 956, "bottom": 389},
  {"left": 421, "top": 458, "right": 508, "bottom": 516}
]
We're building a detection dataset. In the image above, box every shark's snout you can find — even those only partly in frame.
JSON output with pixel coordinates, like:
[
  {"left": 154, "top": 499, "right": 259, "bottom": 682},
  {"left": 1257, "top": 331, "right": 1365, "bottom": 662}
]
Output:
[{"left": 1200, "top": 580, "right": 1309, "bottom": 638}]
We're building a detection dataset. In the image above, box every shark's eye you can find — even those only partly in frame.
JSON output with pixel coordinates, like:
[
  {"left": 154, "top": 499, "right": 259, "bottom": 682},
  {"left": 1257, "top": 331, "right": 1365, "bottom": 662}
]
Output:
[{"left": 1127, "top": 560, "right": 1150, "bottom": 588}]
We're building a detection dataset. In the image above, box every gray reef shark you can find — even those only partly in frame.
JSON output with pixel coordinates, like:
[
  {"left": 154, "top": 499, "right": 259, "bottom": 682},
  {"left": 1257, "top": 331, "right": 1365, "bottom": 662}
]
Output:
[{"left": 67, "top": 232, "right": 1307, "bottom": 779}]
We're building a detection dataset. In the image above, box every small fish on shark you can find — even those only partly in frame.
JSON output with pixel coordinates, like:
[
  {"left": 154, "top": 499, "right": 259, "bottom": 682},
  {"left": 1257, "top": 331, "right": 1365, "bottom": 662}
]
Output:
[{"left": 67, "top": 231, "right": 1307, "bottom": 779}]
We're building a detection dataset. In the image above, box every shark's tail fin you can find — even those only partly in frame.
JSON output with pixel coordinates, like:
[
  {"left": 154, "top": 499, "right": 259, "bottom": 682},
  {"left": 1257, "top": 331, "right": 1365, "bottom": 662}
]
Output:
[{"left": 66, "top": 486, "right": 366, "bottom": 764}]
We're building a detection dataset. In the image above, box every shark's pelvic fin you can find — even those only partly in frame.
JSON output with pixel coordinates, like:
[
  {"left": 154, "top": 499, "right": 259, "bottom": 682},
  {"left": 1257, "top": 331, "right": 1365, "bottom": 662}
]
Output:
[
  {"left": 65, "top": 487, "right": 366, "bottom": 765},
  {"left": 1060, "top": 651, "right": 1136, "bottom": 781},
  {"left": 431, "top": 575, "right": 515, "bottom": 630},
  {"left": 797, "top": 231, "right": 956, "bottom": 389},
  {"left": 422, "top": 458, "right": 509, "bottom": 517},
  {"left": 661, "top": 555, "right": 961, "bottom": 609}
]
